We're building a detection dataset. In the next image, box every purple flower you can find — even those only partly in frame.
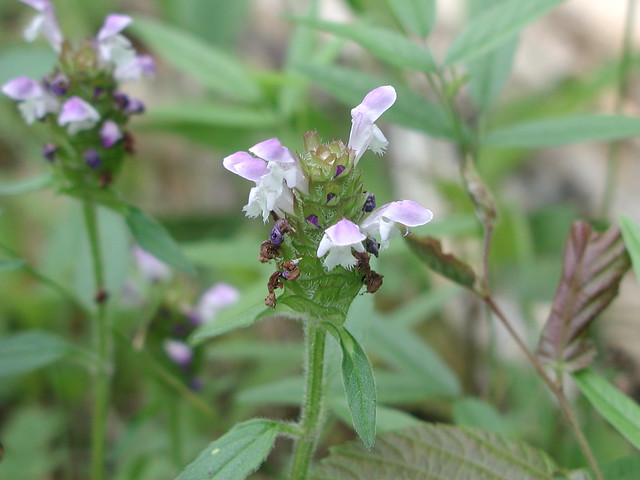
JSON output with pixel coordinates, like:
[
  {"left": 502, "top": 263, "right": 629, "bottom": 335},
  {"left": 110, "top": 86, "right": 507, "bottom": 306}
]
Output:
[
  {"left": 163, "top": 339, "right": 193, "bottom": 366},
  {"left": 96, "top": 14, "right": 136, "bottom": 71},
  {"left": 124, "top": 99, "right": 145, "bottom": 115},
  {"left": 2, "top": 76, "right": 59, "bottom": 124},
  {"left": 348, "top": 86, "right": 397, "bottom": 164},
  {"left": 191, "top": 283, "right": 240, "bottom": 325},
  {"left": 19, "top": 0, "right": 63, "bottom": 53},
  {"left": 83, "top": 149, "right": 101, "bottom": 169},
  {"left": 100, "top": 120, "right": 122, "bottom": 147},
  {"left": 132, "top": 245, "right": 171, "bottom": 283},
  {"left": 58, "top": 96, "right": 100, "bottom": 134},
  {"left": 223, "top": 138, "right": 306, "bottom": 222},
  {"left": 360, "top": 200, "right": 433, "bottom": 248},
  {"left": 114, "top": 54, "right": 155, "bottom": 82},
  {"left": 44, "top": 73, "right": 68, "bottom": 96},
  {"left": 306, "top": 215, "right": 321, "bottom": 228},
  {"left": 316, "top": 219, "right": 366, "bottom": 270}
]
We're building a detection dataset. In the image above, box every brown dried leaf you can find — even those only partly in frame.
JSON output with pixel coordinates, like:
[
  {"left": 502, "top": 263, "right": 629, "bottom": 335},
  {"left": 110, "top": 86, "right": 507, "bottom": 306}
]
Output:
[{"left": 536, "top": 222, "right": 630, "bottom": 372}]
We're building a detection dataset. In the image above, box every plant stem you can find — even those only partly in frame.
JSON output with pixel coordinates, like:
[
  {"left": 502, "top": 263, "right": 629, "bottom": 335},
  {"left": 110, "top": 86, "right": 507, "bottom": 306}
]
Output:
[
  {"left": 600, "top": 0, "right": 636, "bottom": 220},
  {"left": 481, "top": 295, "right": 603, "bottom": 480},
  {"left": 83, "top": 199, "right": 111, "bottom": 480},
  {"left": 289, "top": 323, "right": 327, "bottom": 480}
]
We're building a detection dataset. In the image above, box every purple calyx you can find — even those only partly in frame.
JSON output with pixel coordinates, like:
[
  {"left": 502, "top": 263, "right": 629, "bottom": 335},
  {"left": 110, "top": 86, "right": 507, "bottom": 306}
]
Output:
[
  {"left": 83, "top": 148, "right": 101, "bottom": 169},
  {"left": 364, "top": 237, "right": 380, "bottom": 257},
  {"left": 362, "top": 193, "right": 376, "bottom": 212},
  {"left": 306, "top": 215, "right": 321, "bottom": 228},
  {"left": 334, "top": 165, "right": 345, "bottom": 178},
  {"left": 42, "top": 143, "right": 57, "bottom": 162}
]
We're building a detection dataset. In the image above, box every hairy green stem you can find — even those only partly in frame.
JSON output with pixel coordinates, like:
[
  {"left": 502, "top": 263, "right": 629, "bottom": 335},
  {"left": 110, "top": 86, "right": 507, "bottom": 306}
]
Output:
[
  {"left": 289, "top": 323, "right": 327, "bottom": 480},
  {"left": 83, "top": 200, "right": 112, "bottom": 480},
  {"left": 481, "top": 295, "right": 603, "bottom": 480},
  {"left": 600, "top": 0, "right": 636, "bottom": 220}
]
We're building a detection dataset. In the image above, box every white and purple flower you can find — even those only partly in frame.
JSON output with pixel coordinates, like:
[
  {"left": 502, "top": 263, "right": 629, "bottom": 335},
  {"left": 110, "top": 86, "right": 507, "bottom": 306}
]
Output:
[
  {"left": 58, "top": 96, "right": 100, "bottom": 134},
  {"left": 1, "top": 76, "right": 59, "bottom": 123},
  {"left": 316, "top": 219, "right": 366, "bottom": 270},
  {"left": 348, "top": 85, "right": 397, "bottom": 164},
  {"left": 100, "top": 120, "right": 122, "bottom": 147},
  {"left": 190, "top": 283, "right": 240, "bottom": 325},
  {"left": 360, "top": 200, "right": 433, "bottom": 248},
  {"left": 19, "top": 0, "right": 63, "bottom": 53},
  {"left": 223, "top": 138, "right": 307, "bottom": 222}
]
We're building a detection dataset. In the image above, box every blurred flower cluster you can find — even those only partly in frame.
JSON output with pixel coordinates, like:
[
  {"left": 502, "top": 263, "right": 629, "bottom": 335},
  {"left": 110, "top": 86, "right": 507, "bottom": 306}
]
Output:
[{"left": 1, "top": 0, "right": 153, "bottom": 189}]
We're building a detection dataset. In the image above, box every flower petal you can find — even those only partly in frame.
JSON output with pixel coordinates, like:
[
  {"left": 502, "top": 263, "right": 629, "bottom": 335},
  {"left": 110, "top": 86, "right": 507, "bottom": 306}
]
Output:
[
  {"left": 97, "top": 14, "right": 132, "bottom": 41},
  {"left": 351, "top": 85, "right": 397, "bottom": 123},
  {"left": 361, "top": 200, "right": 433, "bottom": 248},
  {"left": 223, "top": 151, "right": 269, "bottom": 182},
  {"left": 325, "top": 218, "right": 366, "bottom": 246},
  {"left": 163, "top": 339, "right": 193, "bottom": 366},
  {"left": 100, "top": 120, "right": 122, "bottom": 148},
  {"left": 2, "top": 77, "right": 42, "bottom": 100},
  {"left": 193, "top": 283, "right": 240, "bottom": 324},
  {"left": 133, "top": 245, "right": 171, "bottom": 282},
  {"left": 58, "top": 97, "right": 100, "bottom": 124},
  {"left": 348, "top": 86, "right": 397, "bottom": 163},
  {"left": 249, "top": 138, "right": 295, "bottom": 164}
]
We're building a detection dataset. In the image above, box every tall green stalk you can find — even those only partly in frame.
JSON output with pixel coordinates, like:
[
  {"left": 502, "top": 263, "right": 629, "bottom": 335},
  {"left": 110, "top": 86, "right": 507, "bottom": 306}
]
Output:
[
  {"left": 289, "top": 322, "right": 327, "bottom": 480},
  {"left": 83, "top": 199, "right": 112, "bottom": 480}
]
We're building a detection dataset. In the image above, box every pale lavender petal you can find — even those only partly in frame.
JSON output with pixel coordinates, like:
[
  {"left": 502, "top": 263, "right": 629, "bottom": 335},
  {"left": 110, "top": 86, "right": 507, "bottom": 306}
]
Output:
[
  {"left": 373, "top": 200, "right": 433, "bottom": 227},
  {"left": 351, "top": 85, "right": 397, "bottom": 123},
  {"left": 2, "top": 77, "right": 42, "bottom": 100},
  {"left": 97, "top": 14, "right": 132, "bottom": 41},
  {"left": 193, "top": 283, "right": 240, "bottom": 323},
  {"left": 325, "top": 219, "right": 366, "bottom": 246},
  {"left": 133, "top": 245, "right": 171, "bottom": 282},
  {"left": 114, "top": 55, "right": 155, "bottom": 82},
  {"left": 20, "top": 0, "right": 63, "bottom": 52},
  {"left": 19, "top": 0, "right": 49, "bottom": 10},
  {"left": 249, "top": 138, "right": 295, "bottom": 164},
  {"left": 223, "top": 151, "right": 268, "bottom": 182},
  {"left": 58, "top": 97, "right": 100, "bottom": 134},
  {"left": 100, "top": 120, "right": 122, "bottom": 148},
  {"left": 163, "top": 339, "right": 193, "bottom": 366}
]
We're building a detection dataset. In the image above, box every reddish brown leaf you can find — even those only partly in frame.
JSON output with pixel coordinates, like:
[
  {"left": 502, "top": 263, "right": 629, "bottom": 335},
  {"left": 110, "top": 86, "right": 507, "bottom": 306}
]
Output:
[{"left": 536, "top": 221, "right": 630, "bottom": 372}]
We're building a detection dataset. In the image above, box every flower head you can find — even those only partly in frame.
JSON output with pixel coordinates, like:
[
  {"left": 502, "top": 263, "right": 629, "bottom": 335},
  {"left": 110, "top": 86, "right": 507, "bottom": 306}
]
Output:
[
  {"left": 190, "top": 283, "right": 240, "bottom": 325},
  {"left": 316, "top": 219, "right": 366, "bottom": 270},
  {"left": 360, "top": 200, "right": 433, "bottom": 248},
  {"left": 348, "top": 85, "right": 397, "bottom": 164},
  {"left": 2, "top": 76, "right": 59, "bottom": 123},
  {"left": 19, "top": 0, "right": 63, "bottom": 53},
  {"left": 58, "top": 96, "right": 100, "bottom": 134}
]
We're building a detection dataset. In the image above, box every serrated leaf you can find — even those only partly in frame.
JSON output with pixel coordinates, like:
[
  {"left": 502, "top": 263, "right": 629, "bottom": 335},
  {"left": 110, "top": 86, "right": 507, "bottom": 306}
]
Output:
[
  {"left": 405, "top": 234, "right": 477, "bottom": 288},
  {"left": 445, "top": 0, "right": 563, "bottom": 65},
  {"left": 175, "top": 419, "right": 279, "bottom": 480},
  {"left": 324, "top": 323, "right": 377, "bottom": 449},
  {"left": 536, "top": 222, "right": 630, "bottom": 372},
  {"left": 311, "top": 423, "right": 558, "bottom": 480},
  {"left": 125, "top": 206, "right": 196, "bottom": 275},
  {"left": 484, "top": 115, "right": 640, "bottom": 148},
  {"left": 132, "top": 17, "right": 261, "bottom": 102},
  {"left": 0, "top": 258, "right": 26, "bottom": 272},
  {"left": 292, "top": 17, "right": 436, "bottom": 72},
  {"left": 142, "top": 103, "right": 278, "bottom": 129},
  {"left": 0, "top": 331, "right": 70, "bottom": 377},
  {"left": 294, "top": 63, "right": 454, "bottom": 138},
  {"left": 386, "top": 0, "right": 436, "bottom": 37},
  {"left": 573, "top": 369, "right": 640, "bottom": 451},
  {"left": 620, "top": 215, "right": 640, "bottom": 283},
  {"left": 0, "top": 174, "right": 53, "bottom": 196}
]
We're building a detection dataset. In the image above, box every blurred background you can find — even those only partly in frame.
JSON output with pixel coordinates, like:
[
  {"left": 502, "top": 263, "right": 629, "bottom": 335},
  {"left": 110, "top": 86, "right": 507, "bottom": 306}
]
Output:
[{"left": 1, "top": 0, "right": 640, "bottom": 479}]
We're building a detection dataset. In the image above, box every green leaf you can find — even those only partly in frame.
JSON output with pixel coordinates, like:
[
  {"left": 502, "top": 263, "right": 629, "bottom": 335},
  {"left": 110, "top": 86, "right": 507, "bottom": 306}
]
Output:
[
  {"left": 620, "top": 215, "right": 640, "bottom": 284},
  {"left": 175, "top": 419, "right": 279, "bottom": 480},
  {"left": 292, "top": 17, "right": 436, "bottom": 72},
  {"left": 405, "top": 234, "right": 477, "bottom": 288},
  {"left": 132, "top": 17, "right": 262, "bottom": 102},
  {"left": 453, "top": 397, "right": 509, "bottom": 434},
  {"left": 536, "top": 223, "right": 630, "bottom": 372},
  {"left": 325, "top": 323, "right": 377, "bottom": 449},
  {"left": 0, "top": 331, "right": 70, "bottom": 377},
  {"left": 597, "top": 455, "right": 640, "bottom": 480},
  {"left": 386, "top": 0, "right": 436, "bottom": 37},
  {"left": 573, "top": 369, "right": 640, "bottom": 450},
  {"left": 125, "top": 206, "right": 196, "bottom": 275},
  {"left": 0, "top": 258, "right": 26, "bottom": 272},
  {"left": 330, "top": 399, "right": 419, "bottom": 433},
  {"left": 0, "top": 174, "right": 53, "bottom": 196},
  {"left": 142, "top": 103, "right": 279, "bottom": 129},
  {"left": 445, "top": 0, "right": 563, "bottom": 65},
  {"left": 311, "top": 423, "right": 558, "bottom": 480},
  {"left": 295, "top": 63, "right": 454, "bottom": 138},
  {"left": 484, "top": 115, "right": 640, "bottom": 148}
]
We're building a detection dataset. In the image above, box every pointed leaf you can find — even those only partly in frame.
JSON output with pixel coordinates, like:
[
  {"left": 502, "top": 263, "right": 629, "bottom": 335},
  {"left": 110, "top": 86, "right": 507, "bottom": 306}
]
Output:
[
  {"left": 445, "top": 0, "right": 563, "bottom": 65},
  {"left": 294, "top": 63, "right": 454, "bottom": 138},
  {"left": 620, "top": 215, "right": 640, "bottom": 283},
  {"left": 311, "top": 423, "right": 558, "bottom": 480},
  {"left": 386, "top": 0, "right": 436, "bottom": 37},
  {"left": 132, "top": 17, "right": 261, "bottom": 102},
  {"left": 596, "top": 455, "right": 640, "bottom": 480},
  {"left": 484, "top": 115, "right": 640, "bottom": 148},
  {"left": 143, "top": 103, "right": 278, "bottom": 129},
  {"left": 0, "top": 331, "right": 70, "bottom": 377},
  {"left": 125, "top": 206, "right": 196, "bottom": 275},
  {"left": 325, "top": 323, "right": 377, "bottom": 449},
  {"left": 573, "top": 369, "right": 640, "bottom": 451},
  {"left": 175, "top": 419, "right": 279, "bottom": 480},
  {"left": 536, "top": 222, "right": 630, "bottom": 372},
  {"left": 291, "top": 18, "right": 436, "bottom": 72},
  {"left": 405, "top": 234, "right": 477, "bottom": 288}
]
